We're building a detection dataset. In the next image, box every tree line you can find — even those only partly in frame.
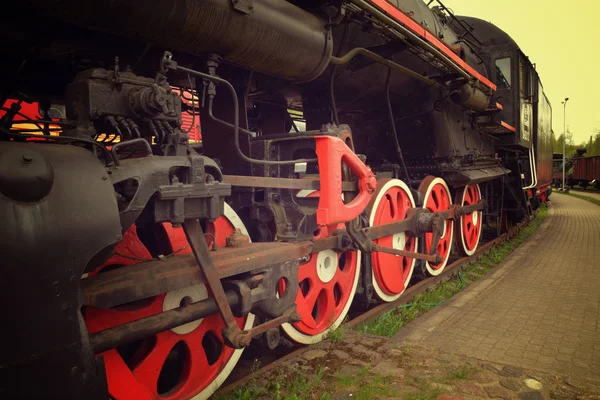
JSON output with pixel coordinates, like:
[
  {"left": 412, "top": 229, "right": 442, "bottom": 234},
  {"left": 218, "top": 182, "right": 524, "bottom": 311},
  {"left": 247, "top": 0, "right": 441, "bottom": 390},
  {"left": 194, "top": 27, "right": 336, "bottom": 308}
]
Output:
[{"left": 552, "top": 128, "right": 600, "bottom": 157}]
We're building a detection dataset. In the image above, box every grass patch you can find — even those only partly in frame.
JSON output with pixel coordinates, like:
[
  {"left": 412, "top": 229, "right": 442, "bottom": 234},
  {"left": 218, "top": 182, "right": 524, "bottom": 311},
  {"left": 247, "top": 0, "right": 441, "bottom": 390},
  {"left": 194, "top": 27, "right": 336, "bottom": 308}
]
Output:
[
  {"left": 555, "top": 190, "right": 600, "bottom": 206},
  {"left": 220, "top": 366, "right": 329, "bottom": 400},
  {"left": 404, "top": 384, "right": 442, "bottom": 400},
  {"left": 444, "top": 365, "right": 478, "bottom": 381},
  {"left": 341, "top": 367, "right": 398, "bottom": 400},
  {"left": 220, "top": 364, "right": 400, "bottom": 400},
  {"left": 326, "top": 326, "right": 345, "bottom": 343},
  {"left": 335, "top": 371, "right": 353, "bottom": 388},
  {"left": 358, "top": 204, "right": 547, "bottom": 337}
]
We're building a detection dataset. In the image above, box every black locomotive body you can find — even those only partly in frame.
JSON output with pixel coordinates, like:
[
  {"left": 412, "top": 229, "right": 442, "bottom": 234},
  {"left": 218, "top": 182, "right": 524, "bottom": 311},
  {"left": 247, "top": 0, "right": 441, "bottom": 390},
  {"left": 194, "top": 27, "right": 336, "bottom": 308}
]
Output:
[{"left": 0, "top": 1, "right": 553, "bottom": 399}]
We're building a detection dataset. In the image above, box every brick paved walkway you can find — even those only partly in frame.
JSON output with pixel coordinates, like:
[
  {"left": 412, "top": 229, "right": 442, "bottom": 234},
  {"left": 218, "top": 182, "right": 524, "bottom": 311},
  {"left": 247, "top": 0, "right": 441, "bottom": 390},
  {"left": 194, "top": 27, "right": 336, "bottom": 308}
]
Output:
[{"left": 392, "top": 194, "right": 600, "bottom": 383}]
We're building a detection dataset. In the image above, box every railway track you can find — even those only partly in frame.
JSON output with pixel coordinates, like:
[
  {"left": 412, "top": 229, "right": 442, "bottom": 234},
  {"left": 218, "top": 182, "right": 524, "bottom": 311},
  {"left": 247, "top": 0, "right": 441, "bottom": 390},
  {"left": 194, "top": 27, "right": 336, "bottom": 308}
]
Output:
[{"left": 217, "top": 216, "right": 533, "bottom": 396}]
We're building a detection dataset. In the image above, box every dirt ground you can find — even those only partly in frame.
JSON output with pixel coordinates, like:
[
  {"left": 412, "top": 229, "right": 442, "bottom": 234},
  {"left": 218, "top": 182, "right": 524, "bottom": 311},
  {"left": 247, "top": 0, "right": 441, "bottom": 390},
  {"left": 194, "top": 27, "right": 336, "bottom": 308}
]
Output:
[{"left": 222, "top": 330, "right": 600, "bottom": 400}]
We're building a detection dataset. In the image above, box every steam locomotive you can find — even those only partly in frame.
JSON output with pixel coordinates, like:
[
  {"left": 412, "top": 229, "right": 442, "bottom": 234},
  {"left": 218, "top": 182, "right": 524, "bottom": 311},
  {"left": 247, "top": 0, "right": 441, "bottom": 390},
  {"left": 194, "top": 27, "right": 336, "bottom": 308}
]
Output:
[{"left": 0, "top": 1, "right": 552, "bottom": 398}]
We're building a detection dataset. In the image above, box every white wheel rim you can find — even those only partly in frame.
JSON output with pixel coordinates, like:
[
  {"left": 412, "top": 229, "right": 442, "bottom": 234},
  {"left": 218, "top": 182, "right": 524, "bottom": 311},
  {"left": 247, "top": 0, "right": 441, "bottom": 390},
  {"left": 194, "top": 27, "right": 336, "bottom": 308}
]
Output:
[
  {"left": 192, "top": 203, "right": 255, "bottom": 400},
  {"left": 458, "top": 184, "right": 482, "bottom": 257},
  {"left": 281, "top": 250, "right": 361, "bottom": 345},
  {"left": 368, "top": 179, "right": 418, "bottom": 302},
  {"left": 422, "top": 177, "right": 454, "bottom": 276}
]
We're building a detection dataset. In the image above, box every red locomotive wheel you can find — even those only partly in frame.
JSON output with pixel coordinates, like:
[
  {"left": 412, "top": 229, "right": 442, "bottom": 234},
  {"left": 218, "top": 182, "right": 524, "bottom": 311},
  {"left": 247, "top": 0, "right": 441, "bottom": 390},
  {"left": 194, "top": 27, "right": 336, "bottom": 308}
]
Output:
[
  {"left": 368, "top": 179, "right": 418, "bottom": 302},
  {"left": 84, "top": 204, "right": 254, "bottom": 400},
  {"left": 281, "top": 227, "right": 360, "bottom": 344},
  {"left": 418, "top": 176, "right": 454, "bottom": 276},
  {"left": 455, "top": 184, "right": 483, "bottom": 256}
]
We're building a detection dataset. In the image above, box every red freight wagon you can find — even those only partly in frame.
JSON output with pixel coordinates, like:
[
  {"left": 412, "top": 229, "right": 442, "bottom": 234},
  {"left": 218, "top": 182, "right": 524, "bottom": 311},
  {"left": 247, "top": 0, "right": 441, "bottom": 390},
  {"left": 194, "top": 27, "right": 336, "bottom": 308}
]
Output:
[{"left": 572, "top": 156, "right": 600, "bottom": 189}]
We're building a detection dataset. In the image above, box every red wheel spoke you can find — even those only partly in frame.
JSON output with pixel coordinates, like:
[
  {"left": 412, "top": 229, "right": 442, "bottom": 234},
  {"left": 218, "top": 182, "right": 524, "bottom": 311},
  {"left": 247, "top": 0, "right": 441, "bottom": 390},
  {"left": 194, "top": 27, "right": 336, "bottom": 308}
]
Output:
[
  {"left": 85, "top": 204, "right": 252, "bottom": 399},
  {"left": 133, "top": 335, "right": 178, "bottom": 393},
  {"left": 333, "top": 272, "right": 351, "bottom": 293},
  {"left": 104, "top": 351, "right": 153, "bottom": 400},
  {"left": 324, "top": 287, "right": 337, "bottom": 316},
  {"left": 182, "top": 333, "right": 211, "bottom": 371},
  {"left": 298, "top": 260, "right": 316, "bottom": 282},
  {"left": 304, "top": 285, "right": 320, "bottom": 312},
  {"left": 294, "top": 293, "right": 317, "bottom": 328},
  {"left": 388, "top": 193, "right": 399, "bottom": 219}
]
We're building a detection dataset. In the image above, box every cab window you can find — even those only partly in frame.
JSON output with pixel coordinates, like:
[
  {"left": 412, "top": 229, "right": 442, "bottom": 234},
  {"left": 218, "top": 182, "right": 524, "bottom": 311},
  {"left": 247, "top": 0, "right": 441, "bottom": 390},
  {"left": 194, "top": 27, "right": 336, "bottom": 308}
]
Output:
[{"left": 495, "top": 58, "right": 511, "bottom": 89}]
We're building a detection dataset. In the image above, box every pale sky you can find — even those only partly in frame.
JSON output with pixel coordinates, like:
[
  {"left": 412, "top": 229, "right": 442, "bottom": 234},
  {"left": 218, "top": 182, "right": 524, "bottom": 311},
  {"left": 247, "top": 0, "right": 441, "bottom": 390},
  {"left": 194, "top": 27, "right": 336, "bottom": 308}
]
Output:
[{"left": 441, "top": 0, "right": 599, "bottom": 144}]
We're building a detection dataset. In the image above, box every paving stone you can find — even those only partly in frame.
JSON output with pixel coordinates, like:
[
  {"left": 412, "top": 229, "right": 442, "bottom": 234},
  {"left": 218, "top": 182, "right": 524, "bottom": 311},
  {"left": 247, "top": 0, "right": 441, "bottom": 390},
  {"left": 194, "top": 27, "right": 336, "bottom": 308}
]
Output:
[
  {"left": 523, "top": 378, "right": 543, "bottom": 390},
  {"left": 409, "top": 367, "right": 445, "bottom": 381},
  {"left": 337, "top": 364, "right": 362, "bottom": 376},
  {"left": 483, "top": 363, "right": 503, "bottom": 374},
  {"left": 387, "top": 348, "right": 405, "bottom": 357},
  {"left": 550, "top": 384, "right": 583, "bottom": 400},
  {"left": 351, "top": 344, "right": 382, "bottom": 361},
  {"left": 527, "top": 370, "right": 558, "bottom": 386},
  {"left": 455, "top": 381, "right": 488, "bottom": 398},
  {"left": 359, "top": 336, "right": 383, "bottom": 347},
  {"left": 518, "top": 392, "right": 545, "bottom": 400},
  {"left": 484, "top": 385, "right": 513, "bottom": 400},
  {"left": 435, "top": 353, "right": 455, "bottom": 363},
  {"left": 390, "top": 383, "right": 420, "bottom": 397},
  {"left": 370, "top": 360, "right": 405, "bottom": 378},
  {"left": 500, "top": 378, "right": 522, "bottom": 392},
  {"left": 342, "top": 334, "right": 359, "bottom": 345},
  {"left": 332, "top": 350, "right": 350, "bottom": 361},
  {"left": 347, "top": 358, "right": 370, "bottom": 367},
  {"left": 471, "top": 371, "right": 496, "bottom": 384},
  {"left": 431, "top": 382, "right": 454, "bottom": 392},
  {"left": 499, "top": 366, "right": 524, "bottom": 378},
  {"left": 331, "top": 389, "right": 354, "bottom": 399},
  {"left": 302, "top": 349, "right": 327, "bottom": 361},
  {"left": 566, "top": 378, "right": 600, "bottom": 394}
]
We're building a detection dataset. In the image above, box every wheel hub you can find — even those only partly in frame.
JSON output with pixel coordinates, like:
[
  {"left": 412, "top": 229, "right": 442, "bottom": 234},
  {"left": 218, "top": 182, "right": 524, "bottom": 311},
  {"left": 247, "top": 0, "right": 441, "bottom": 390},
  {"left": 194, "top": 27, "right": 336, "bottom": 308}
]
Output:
[
  {"left": 316, "top": 249, "right": 338, "bottom": 283},
  {"left": 162, "top": 284, "right": 208, "bottom": 335},
  {"left": 392, "top": 232, "right": 406, "bottom": 251}
]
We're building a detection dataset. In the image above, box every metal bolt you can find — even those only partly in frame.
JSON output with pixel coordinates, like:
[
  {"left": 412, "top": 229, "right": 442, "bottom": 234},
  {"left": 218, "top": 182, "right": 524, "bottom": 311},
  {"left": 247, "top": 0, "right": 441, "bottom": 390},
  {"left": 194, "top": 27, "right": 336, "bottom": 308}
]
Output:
[{"left": 22, "top": 154, "right": 33, "bottom": 164}]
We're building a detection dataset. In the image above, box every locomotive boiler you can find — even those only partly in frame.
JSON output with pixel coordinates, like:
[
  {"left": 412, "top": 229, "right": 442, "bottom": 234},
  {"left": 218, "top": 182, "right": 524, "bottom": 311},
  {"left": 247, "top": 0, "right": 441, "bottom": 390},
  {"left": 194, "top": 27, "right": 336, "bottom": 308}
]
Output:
[{"left": 0, "top": 1, "right": 553, "bottom": 398}]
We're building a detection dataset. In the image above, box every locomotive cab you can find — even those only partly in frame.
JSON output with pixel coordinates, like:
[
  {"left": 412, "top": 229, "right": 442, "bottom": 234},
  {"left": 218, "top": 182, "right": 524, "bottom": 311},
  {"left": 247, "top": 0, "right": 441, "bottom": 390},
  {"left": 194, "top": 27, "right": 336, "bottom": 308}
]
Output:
[{"left": 456, "top": 16, "right": 553, "bottom": 208}]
